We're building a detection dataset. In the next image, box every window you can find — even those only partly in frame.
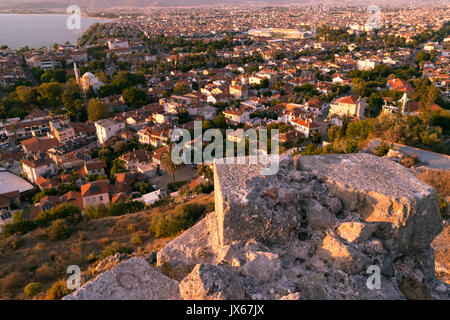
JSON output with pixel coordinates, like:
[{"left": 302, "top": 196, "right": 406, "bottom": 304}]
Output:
[{"left": 99, "top": 196, "right": 103, "bottom": 201}]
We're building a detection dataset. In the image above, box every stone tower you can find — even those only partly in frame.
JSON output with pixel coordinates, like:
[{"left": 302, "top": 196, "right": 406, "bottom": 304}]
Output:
[{"left": 74, "top": 62, "right": 80, "bottom": 86}]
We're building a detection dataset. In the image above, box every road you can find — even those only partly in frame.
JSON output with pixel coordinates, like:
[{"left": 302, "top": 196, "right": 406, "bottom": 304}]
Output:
[
  {"left": 150, "top": 164, "right": 198, "bottom": 190},
  {"left": 365, "top": 138, "right": 450, "bottom": 170}
]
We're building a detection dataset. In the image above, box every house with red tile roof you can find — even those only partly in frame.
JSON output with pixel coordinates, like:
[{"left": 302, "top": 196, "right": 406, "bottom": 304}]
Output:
[
  {"left": 329, "top": 95, "right": 366, "bottom": 118},
  {"left": 387, "top": 78, "right": 415, "bottom": 95},
  {"left": 21, "top": 137, "right": 60, "bottom": 155},
  {"left": 290, "top": 117, "right": 320, "bottom": 137},
  {"left": 81, "top": 180, "right": 110, "bottom": 208}
]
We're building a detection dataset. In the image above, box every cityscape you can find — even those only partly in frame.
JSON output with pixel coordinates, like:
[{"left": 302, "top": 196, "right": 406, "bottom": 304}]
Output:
[{"left": 0, "top": 0, "right": 448, "bottom": 305}]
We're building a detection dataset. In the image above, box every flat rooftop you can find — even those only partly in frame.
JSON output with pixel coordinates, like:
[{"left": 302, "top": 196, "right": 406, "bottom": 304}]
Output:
[{"left": 0, "top": 168, "right": 34, "bottom": 194}]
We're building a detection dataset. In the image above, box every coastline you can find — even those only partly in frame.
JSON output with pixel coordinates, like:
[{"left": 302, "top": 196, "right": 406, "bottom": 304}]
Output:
[
  {"left": 0, "top": 12, "right": 115, "bottom": 21},
  {"left": 0, "top": 14, "right": 114, "bottom": 50}
]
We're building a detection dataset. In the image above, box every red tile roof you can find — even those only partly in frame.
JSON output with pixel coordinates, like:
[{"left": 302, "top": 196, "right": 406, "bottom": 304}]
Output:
[{"left": 81, "top": 180, "right": 110, "bottom": 197}]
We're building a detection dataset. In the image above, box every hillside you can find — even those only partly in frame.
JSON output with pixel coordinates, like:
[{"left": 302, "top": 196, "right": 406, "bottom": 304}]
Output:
[
  {"left": 0, "top": 194, "right": 213, "bottom": 300},
  {"left": 65, "top": 154, "right": 449, "bottom": 300}
]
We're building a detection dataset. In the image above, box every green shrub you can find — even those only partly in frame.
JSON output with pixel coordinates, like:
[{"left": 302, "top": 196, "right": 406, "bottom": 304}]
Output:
[
  {"left": 205, "top": 202, "right": 215, "bottom": 213},
  {"left": 84, "top": 203, "right": 109, "bottom": 220},
  {"left": 24, "top": 282, "right": 43, "bottom": 298},
  {"left": 1, "top": 220, "right": 36, "bottom": 238},
  {"left": 84, "top": 201, "right": 146, "bottom": 220},
  {"left": 167, "top": 180, "right": 187, "bottom": 192},
  {"left": 48, "top": 219, "right": 71, "bottom": 241},
  {"left": 375, "top": 141, "right": 392, "bottom": 157},
  {"left": 35, "top": 204, "right": 82, "bottom": 227},
  {"left": 149, "top": 195, "right": 173, "bottom": 208},
  {"left": 149, "top": 203, "right": 206, "bottom": 238},
  {"left": 8, "top": 235, "right": 24, "bottom": 250},
  {"left": 130, "top": 232, "right": 146, "bottom": 245},
  {"left": 178, "top": 184, "right": 192, "bottom": 196},
  {"left": 12, "top": 211, "right": 23, "bottom": 223},
  {"left": 46, "top": 280, "right": 72, "bottom": 300},
  {"left": 197, "top": 164, "right": 213, "bottom": 178},
  {"left": 101, "top": 242, "right": 133, "bottom": 258}
]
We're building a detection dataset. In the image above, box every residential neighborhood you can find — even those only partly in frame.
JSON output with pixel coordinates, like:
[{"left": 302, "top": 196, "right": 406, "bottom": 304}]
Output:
[{"left": 0, "top": 1, "right": 448, "bottom": 302}]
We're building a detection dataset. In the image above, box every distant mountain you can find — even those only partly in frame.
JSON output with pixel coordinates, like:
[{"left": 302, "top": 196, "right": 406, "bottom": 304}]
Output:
[
  {"left": 0, "top": 0, "right": 437, "bottom": 9},
  {"left": 1, "top": 0, "right": 309, "bottom": 10}
]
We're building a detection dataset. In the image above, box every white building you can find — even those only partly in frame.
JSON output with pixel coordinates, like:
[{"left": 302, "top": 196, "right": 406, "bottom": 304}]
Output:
[
  {"left": 108, "top": 39, "right": 130, "bottom": 50},
  {"left": 290, "top": 118, "right": 320, "bottom": 137},
  {"left": 138, "top": 189, "right": 170, "bottom": 205},
  {"left": 21, "top": 154, "right": 56, "bottom": 184},
  {"left": 357, "top": 58, "right": 380, "bottom": 70},
  {"left": 329, "top": 96, "right": 366, "bottom": 118},
  {"left": 223, "top": 107, "right": 252, "bottom": 124},
  {"left": 94, "top": 119, "right": 125, "bottom": 145}
]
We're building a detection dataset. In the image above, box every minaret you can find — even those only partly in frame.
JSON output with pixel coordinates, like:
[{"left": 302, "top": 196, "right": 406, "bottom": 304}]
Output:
[
  {"left": 74, "top": 62, "right": 80, "bottom": 86},
  {"left": 400, "top": 92, "right": 408, "bottom": 108}
]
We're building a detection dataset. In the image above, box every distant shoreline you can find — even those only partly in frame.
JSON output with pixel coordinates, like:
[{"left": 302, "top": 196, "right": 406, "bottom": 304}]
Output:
[
  {"left": 0, "top": 12, "right": 115, "bottom": 21},
  {"left": 0, "top": 14, "right": 113, "bottom": 50}
]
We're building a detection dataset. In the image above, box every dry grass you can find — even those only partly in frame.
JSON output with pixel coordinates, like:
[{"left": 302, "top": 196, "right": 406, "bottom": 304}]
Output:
[
  {"left": 0, "top": 194, "right": 213, "bottom": 299},
  {"left": 413, "top": 167, "right": 450, "bottom": 199}
]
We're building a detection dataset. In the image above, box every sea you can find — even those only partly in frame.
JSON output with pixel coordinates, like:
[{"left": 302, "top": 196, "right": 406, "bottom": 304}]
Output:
[{"left": 0, "top": 14, "right": 112, "bottom": 49}]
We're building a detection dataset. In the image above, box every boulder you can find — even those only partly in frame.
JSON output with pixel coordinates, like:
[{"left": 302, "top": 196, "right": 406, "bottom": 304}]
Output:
[
  {"left": 280, "top": 292, "right": 301, "bottom": 300},
  {"left": 318, "top": 234, "right": 370, "bottom": 274},
  {"left": 337, "top": 222, "right": 377, "bottom": 243},
  {"left": 297, "top": 153, "right": 443, "bottom": 254},
  {"left": 399, "top": 276, "right": 432, "bottom": 300},
  {"left": 63, "top": 258, "right": 180, "bottom": 300},
  {"left": 213, "top": 155, "right": 300, "bottom": 247},
  {"left": 179, "top": 264, "right": 244, "bottom": 300},
  {"left": 296, "top": 273, "right": 329, "bottom": 299},
  {"left": 215, "top": 243, "right": 246, "bottom": 266},
  {"left": 157, "top": 211, "right": 219, "bottom": 280},
  {"left": 242, "top": 251, "right": 282, "bottom": 282},
  {"left": 305, "top": 199, "right": 337, "bottom": 229}
]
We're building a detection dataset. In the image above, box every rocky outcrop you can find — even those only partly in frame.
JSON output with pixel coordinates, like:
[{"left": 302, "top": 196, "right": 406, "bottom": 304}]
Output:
[
  {"left": 296, "top": 153, "right": 442, "bottom": 254},
  {"left": 64, "top": 258, "right": 180, "bottom": 300},
  {"left": 65, "top": 153, "right": 448, "bottom": 300},
  {"left": 179, "top": 264, "right": 244, "bottom": 300},
  {"left": 157, "top": 211, "right": 220, "bottom": 280}
]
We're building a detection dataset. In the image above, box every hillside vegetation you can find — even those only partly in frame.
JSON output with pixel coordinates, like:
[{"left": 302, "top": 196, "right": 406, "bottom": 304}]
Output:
[{"left": 0, "top": 195, "right": 213, "bottom": 300}]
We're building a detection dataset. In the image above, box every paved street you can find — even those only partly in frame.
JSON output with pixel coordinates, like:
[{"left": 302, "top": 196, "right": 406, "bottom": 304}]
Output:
[{"left": 365, "top": 138, "right": 450, "bottom": 170}]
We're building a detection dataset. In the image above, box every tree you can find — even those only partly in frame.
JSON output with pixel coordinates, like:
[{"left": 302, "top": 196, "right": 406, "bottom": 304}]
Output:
[
  {"left": 173, "top": 83, "right": 191, "bottom": 95},
  {"left": 415, "top": 51, "right": 431, "bottom": 68},
  {"left": 112, "top": 140, "right": 128, "bottom": 154},
  {"left": 197, "top": 164, "right": 213, "bottom": 178},
  {"left": 110, "top": 158, "right": 126, "bottom": 179},
  {"left": 161, "top": 145, "right": 182, "bottom": 185},
  {"left": 66, "top": 99, "right": 87, "bottom": 122},
  {"left": 37, "top": 82, "right": 63, "bottom": 108},
  {"left": 122, "top": 87, "right": 147, "bottom": 108},
  {"left": 213, "top": 113, "right": 227, "bottom": 129},
  {"left": 367, "top": 92, "right": 384, "bottom": 117},
  {"left": 12, "top": 211, "right": 23, "bottom": 223},
  {"left": 15, "top": 86, "right": 38, "bottom": 107},
  {"left": 40, "top": 69, "right": 66, "bottom": 83},
  {"left": 87, "top": 97, "right": 110, "bottom": 121}
]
